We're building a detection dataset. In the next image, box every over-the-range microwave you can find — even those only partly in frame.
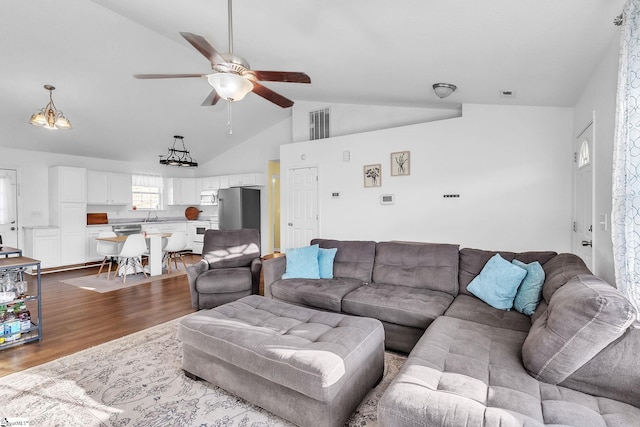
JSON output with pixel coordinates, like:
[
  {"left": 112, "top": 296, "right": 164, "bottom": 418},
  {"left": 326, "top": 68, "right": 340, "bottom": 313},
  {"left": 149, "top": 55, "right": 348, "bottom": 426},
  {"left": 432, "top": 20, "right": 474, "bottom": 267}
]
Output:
[{"left": 200, "top": 190, "right": 218, "bottom": 206}]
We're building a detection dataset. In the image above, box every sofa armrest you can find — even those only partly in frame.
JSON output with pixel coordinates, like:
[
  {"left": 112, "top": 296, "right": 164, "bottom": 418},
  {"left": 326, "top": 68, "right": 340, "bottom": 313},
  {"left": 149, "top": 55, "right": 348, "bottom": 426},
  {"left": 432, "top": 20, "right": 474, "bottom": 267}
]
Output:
[
  {"left": 250, "top": 257, "right": 263, "bottom": 295},
  {"left": 186, "top": 259, "right": 209, "bottom": 309},
  {"left": 263, "top": 256, "right": 286, "bottom": 299}
]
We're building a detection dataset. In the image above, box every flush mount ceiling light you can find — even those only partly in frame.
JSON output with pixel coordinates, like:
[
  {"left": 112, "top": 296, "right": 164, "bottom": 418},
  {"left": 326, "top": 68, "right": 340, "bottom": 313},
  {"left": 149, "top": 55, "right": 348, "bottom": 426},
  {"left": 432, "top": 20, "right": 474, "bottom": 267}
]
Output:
[
  {"left": 29, "top": 84, "right": 72, "bottom": 130},
  {"left": 432, "top": 83, "right": 457, "bottom": 99},
  {"left": 159, "top": 135, "right": 198, "bottom": 168}
]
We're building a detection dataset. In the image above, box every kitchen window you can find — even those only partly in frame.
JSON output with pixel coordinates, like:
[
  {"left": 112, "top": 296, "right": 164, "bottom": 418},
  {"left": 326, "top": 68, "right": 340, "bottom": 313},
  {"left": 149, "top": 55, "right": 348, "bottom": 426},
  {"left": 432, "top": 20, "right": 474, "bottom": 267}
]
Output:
[{"left": 132, "top": 173, "right": 163, "bottom": 210}]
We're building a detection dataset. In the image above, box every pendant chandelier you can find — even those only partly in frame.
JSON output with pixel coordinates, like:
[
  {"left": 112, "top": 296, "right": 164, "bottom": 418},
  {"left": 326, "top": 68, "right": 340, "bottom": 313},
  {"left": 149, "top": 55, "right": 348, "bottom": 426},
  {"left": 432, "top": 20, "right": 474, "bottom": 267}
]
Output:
[
  {"left": 159, "top": 135, "right": 198, "bottom": 167},
  {"left": 29, "top": 85, "right": 72, "bottom": 130}
]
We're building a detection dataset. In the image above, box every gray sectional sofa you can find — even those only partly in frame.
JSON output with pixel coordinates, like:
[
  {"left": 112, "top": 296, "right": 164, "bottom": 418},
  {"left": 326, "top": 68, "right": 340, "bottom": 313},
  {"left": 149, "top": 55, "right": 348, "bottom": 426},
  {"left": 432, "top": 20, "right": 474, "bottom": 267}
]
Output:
[{"left": 262, "top": 239, "right": 640, "bottom": 426}]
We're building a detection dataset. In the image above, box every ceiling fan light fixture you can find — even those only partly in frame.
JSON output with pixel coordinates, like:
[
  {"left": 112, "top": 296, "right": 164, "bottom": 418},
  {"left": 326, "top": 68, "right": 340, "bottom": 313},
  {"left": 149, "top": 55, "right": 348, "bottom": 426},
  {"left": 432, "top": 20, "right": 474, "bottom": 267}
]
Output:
[
  {"left": 433, "top": 83, "right": 457, "bottom": 99},
  {"left": 207, "top": 73, "right": 253, "bottom": 102},
  {"left": 29, "top": 84, "right": 72, "bottom": 130}
]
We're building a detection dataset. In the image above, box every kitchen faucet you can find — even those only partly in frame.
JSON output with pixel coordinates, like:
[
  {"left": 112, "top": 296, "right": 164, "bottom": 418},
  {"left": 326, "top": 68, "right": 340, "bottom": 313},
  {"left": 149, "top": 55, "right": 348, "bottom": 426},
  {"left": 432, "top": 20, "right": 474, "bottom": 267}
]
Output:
[{"left": 145, "top": 211, "right": 159, "bottom": 222}]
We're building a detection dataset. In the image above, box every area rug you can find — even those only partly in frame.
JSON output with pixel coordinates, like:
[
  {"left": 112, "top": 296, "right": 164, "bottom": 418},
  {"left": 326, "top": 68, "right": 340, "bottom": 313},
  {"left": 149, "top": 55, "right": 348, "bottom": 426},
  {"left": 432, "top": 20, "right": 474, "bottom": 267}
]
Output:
[
  {"left": 0, "top": 318, "right": 407, "bottom": 426},
  {"left": 59, "top": 264, "right": 189, "bottom": 293}
]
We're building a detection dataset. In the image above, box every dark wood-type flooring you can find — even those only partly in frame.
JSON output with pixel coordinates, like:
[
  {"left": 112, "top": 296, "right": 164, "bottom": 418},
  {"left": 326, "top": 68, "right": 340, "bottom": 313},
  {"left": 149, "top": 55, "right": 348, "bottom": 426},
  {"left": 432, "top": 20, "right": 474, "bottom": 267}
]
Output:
[{"left": 0, "top": 255, "right": 201, "bottom": 377}]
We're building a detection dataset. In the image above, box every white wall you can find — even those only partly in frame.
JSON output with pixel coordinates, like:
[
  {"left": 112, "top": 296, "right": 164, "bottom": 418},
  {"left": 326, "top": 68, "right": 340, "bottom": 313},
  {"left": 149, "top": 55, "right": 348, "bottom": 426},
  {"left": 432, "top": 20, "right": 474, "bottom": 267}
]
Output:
[
  {"left": 292, "top": 101, "right": 461, "bottom": 143},
  {"left": 573, "top": 32, "right": 621, "bottom": 285},
  {"left": 281, "top": 104, "right": 574, "bottom": 253}
]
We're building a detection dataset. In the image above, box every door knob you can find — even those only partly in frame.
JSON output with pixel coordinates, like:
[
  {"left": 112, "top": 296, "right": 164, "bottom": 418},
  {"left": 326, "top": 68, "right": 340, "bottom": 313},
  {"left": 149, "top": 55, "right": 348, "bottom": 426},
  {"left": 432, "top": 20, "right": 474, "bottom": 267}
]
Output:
[
  {"left": 581, "top": 240, "right": 592, "bottom": 247},
  {"left": 10, "top": 227, "right": 15, "bottom": 231}
]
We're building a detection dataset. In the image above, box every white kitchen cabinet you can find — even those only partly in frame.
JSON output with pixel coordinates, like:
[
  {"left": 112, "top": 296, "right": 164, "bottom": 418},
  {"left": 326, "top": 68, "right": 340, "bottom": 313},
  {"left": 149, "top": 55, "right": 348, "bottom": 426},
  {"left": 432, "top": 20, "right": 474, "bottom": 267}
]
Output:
[
  {"left": 218, "top": 175, "right": 230, "bottom": 189},
  {"left": 200, "top": 176, "right": 220, "bottom": 191},
  {"left": 23, "top": 227, "right": 60, "bottom": 269},
  {"left": 87, "top": 171, "right": 131, "bottom": 205},
  {"left": 49, "top": 166, "right": 87, "bottom": 268},
  {"left": 228, "top": 173, "right": 265, "bottom": 187},
  {"left": 167, "top": 178, "right": 199, "bottom": 205},
  {"left": 49, "top": 166, "right": 86, "bottom": 203}
]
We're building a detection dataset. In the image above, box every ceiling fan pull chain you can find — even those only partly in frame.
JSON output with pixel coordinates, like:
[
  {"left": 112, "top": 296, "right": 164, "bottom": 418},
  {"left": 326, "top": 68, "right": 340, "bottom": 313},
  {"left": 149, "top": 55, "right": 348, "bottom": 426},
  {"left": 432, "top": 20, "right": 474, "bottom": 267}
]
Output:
[{"left": 227, "top": 101, "right": 233, "bottom": 135}]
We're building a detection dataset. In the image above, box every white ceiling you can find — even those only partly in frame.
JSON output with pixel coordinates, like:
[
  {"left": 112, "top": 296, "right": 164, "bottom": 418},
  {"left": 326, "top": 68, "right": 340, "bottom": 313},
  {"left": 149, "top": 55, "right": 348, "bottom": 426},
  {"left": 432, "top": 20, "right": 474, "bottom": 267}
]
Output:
[{"left": 0, "top": 0, "right": 624, "bottom": 164}]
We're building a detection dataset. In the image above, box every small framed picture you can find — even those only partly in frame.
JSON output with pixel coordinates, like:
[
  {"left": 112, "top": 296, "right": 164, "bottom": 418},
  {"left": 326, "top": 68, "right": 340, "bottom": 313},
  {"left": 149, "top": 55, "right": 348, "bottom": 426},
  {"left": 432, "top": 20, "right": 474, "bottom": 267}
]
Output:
[
  {"left": 363, "top": 164, "right": 382, "bottom": 187},
  {"left": 391, "top": 151, "right": 410, "bottom": 176}
]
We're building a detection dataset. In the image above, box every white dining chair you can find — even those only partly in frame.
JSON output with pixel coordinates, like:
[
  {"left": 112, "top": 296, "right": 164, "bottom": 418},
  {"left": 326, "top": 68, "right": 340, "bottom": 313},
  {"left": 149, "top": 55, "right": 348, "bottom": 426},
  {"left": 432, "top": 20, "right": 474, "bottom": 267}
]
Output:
[
  {"left": 117, "top": 233, "right": 148, "bottom": 284},
  {"left": 96, "top": 231, "right": 119, "bottom": 280},
  {"left": 162, "top": 231, "right": 187, "bottom": 273}
]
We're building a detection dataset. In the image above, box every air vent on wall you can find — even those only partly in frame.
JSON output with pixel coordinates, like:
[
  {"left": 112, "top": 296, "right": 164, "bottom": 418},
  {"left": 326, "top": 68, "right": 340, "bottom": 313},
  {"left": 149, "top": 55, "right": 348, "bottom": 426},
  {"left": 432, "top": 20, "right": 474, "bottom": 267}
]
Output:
[{"left": 309, "top": 107, "right": 330, "bottom": 140}]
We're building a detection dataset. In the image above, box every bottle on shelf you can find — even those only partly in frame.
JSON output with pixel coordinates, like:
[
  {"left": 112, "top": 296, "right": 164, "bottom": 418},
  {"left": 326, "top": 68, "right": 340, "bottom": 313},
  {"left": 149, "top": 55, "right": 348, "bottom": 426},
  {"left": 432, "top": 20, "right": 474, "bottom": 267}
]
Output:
[
  {"left": 16, "top": 303, "right": 31, "bottom": 333},
  {"left": 4, "top": 306, "right": 20, "bottom": 342}
]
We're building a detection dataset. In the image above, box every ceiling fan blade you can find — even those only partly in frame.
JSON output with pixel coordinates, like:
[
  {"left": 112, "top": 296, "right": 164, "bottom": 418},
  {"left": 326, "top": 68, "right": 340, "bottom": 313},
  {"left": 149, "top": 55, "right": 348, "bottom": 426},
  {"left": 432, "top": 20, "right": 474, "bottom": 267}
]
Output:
[
  {"left": 133, "top": 73, "right": 206, "bottom": 79},
  {"left": 180, "top": 32, "right": 226, "bottom": 65},
  {"left": 251, "top": 71, "right": 311, "bottom": 84},
  {"left": 251, "top": 82, "right": 294, "bottom": 108},
  {"left": 201, "top": 89, "right": 221, "bottom": 106}
]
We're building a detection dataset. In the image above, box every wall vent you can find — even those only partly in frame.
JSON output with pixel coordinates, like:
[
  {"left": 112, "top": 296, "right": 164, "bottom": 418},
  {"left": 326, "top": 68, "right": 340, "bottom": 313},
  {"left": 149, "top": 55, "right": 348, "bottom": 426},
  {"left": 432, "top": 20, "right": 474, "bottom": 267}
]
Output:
[{"left": 309, "top": 107, "right": 331, "bottom": 140}]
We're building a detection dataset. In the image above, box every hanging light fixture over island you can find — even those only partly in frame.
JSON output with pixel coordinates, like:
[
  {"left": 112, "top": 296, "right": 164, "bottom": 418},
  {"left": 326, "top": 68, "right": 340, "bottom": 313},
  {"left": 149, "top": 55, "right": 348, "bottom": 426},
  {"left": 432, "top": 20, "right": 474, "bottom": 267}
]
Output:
[{"left": 159, "top": 135, "right": 198, "bottom": 167}]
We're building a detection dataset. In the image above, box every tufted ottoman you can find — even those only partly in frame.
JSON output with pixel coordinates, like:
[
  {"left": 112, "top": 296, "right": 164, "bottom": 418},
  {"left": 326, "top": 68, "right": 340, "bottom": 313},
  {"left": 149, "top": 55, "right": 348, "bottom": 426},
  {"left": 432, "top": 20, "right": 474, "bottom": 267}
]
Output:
[{"left": 177, "top": 295, "right": 385, "bottom": 427}]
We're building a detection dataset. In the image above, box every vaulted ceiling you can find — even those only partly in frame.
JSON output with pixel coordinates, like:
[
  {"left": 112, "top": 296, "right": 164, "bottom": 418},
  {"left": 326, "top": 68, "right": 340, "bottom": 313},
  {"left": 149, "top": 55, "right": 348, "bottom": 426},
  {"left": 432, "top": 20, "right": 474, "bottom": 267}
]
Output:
[{"left": 0, "top": 0, "right": 625, "bottom": 164}]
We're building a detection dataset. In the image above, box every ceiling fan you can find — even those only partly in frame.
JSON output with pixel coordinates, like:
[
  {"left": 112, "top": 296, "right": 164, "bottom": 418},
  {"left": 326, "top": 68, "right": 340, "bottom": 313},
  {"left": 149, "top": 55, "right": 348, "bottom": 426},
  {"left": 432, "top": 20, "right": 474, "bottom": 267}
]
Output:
[{"left": 133, "top": 0, "right": 310, "bottom": 108}]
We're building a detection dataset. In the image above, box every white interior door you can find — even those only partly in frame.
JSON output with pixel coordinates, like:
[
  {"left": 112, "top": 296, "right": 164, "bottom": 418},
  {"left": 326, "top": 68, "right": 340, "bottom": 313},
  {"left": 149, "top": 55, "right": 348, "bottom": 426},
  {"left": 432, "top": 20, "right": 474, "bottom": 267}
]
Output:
[
  {"left": 0, "top": 169, "right": 18, "bottom": 248},
  {"left": 286, "top": 167, "right": 318, "bottom": 249},
  {"left": 573, "top": 123, "right": 593, "bottom": 270}
]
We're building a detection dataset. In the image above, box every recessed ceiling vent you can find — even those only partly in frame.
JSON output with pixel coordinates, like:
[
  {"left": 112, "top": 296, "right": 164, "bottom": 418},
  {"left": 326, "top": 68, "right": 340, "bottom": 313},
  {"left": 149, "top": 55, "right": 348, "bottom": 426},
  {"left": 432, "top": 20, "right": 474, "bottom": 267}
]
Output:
[
  {"left": 309, "top": 107, "right": 330, "bottom": 140},
  {"left": 500, "top": 90, "right": 515, "bottom": 98}
]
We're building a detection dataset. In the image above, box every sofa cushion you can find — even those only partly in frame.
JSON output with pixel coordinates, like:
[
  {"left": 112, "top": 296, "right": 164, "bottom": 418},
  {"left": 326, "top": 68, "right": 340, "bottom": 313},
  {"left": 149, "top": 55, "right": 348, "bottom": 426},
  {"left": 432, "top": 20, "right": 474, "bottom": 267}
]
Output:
[
  {"left": 342, "top": 283, "right": 454, "bottom": 329},
  {"left": 196, "top": 267, "right": 252, "bottom": 293},
  {"left": 444, "top": 294, "right": 532, "bottom": 332},
  {"left": 372, "top": 241, "right": 460, "bottom": 295},
  {"left": 560, "top": 326, "right": 640, "bottom": 407},
  {"left": 467, "top": 254, "right": 527, "bottom": 310},
  {"left": 318, "top": 247, "right": 337, "bottom": 279},
  {"left": 202, "top": 229, "right": 261, "bottom": 269},
  {"left": 458, "top": 248, "right": 556, "bottom": 296},
  {"left": 541, "top": 252, "right": 592, "bottom": 304},
  {"left": 512, "top": 259, "right": 545, "bottom": 315},
  {"left": 281, "top": 244, "right": 320, "bottom": 279},
  {"left": 311, "top": 239, "right": 376, "bottom": 283},
  {"left": 522, "top": 275, "right": 637, "bottom": 384},
  {"left": 378, "top": 316, "right": 640, "bottom": 426},
  {"left": 270, "top": 277, "right": 365, "bottom": 312}
]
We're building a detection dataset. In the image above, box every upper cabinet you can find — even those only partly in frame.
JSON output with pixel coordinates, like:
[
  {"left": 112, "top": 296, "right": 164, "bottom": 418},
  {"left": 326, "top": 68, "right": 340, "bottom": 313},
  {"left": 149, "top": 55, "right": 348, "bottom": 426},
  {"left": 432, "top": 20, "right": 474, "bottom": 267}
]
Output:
[
  {"left": 167, "top": 177, "right": 200, "bottom": 205},
  {"left": 87, "top": 171, "right": 131, "bottom": 205},
  {"left": 49, "top": 166, "right": 86, "bottom": 204},
  {"left": 200, "top": 176, "right": 220, "bottom": 191},
  {"left": 229, "top": 173, "right": 265, "bottom": 188}
]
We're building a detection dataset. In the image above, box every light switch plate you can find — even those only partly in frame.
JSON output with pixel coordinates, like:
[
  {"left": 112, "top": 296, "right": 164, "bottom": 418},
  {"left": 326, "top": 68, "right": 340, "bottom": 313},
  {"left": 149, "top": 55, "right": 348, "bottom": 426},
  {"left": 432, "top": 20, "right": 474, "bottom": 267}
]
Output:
[{"left": 380, "top": 194, "right": 394, "bottom": 204}]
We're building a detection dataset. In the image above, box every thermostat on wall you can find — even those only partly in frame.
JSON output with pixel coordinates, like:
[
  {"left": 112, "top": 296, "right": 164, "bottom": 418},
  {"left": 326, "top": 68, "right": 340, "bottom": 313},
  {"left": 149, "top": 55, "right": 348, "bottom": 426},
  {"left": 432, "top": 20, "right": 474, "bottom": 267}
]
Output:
[{"left": 380, "top": 194, "right": 394, "bottom": 205}]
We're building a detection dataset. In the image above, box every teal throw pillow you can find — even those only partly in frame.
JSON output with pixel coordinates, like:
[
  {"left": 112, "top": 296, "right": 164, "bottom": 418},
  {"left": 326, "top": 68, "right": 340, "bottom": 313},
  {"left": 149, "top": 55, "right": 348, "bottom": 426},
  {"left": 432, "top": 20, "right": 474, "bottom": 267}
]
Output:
[
  {"left": 282, "top": 245, "right": 320, "bottom": 279},
  {"left": 512, "top": 259, "right": 545, "bottom": 316},
  {"left": 467, "top": 254, "right": 527, "bottom": 310},
  {"left": 318, "top": 247, "right": 337, "bottom": 279}
]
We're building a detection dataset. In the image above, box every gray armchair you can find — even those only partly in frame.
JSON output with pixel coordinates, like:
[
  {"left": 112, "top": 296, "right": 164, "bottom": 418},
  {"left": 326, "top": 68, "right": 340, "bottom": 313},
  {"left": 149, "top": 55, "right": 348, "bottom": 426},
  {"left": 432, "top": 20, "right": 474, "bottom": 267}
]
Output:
[{"left": 187, "top": 228, "right": 262, "bottom": 310}]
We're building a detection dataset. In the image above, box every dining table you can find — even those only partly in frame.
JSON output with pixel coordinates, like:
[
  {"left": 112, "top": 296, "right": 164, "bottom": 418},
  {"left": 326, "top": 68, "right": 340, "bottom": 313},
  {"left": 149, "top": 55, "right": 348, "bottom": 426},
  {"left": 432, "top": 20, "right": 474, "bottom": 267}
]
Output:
[{"left": 95, "top": 233, "right": 171, "bottom": 277}]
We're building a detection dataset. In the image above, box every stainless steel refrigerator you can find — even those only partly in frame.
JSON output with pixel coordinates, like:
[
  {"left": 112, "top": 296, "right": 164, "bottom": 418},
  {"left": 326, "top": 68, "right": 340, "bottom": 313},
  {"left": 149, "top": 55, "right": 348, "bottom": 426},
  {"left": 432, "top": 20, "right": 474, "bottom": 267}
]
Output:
[{"left": 218, "top": 188, "right": 261, "bottom": 232}]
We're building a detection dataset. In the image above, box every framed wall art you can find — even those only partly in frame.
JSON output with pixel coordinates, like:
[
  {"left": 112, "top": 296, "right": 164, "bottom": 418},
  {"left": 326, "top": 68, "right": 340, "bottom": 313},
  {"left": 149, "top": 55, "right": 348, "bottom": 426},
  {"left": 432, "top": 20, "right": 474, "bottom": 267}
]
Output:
[
  {"left": 363, "top": 164, "right": 382, "bottom": 187},
  {"left": 390, "top": 151, "right": 410, "bottom": 176}
]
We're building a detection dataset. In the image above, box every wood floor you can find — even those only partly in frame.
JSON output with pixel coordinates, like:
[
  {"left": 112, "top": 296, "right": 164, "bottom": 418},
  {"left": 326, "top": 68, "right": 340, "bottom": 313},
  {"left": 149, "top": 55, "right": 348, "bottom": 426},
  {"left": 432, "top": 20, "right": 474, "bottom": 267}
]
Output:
[{"left": 0, "top": 255, "right": 201, "bottom": 377}]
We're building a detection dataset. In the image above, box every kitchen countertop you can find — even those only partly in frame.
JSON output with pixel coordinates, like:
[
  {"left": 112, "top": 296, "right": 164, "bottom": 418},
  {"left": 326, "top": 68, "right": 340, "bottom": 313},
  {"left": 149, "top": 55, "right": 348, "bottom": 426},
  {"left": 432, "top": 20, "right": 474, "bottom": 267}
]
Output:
[{"left": 86, "top": 218, "right": 218, "bottom": 227}]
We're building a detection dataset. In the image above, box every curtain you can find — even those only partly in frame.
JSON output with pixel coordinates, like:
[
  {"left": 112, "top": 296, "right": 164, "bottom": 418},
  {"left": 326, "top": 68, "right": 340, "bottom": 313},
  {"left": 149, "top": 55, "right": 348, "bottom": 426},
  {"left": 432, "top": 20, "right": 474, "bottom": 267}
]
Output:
[
  {"left": 132, "top": 173, "right": 163, "bottom": 188},
  {"left": 613, "top": 0, "right": 640, "bottom": 318}
]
